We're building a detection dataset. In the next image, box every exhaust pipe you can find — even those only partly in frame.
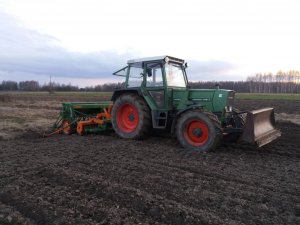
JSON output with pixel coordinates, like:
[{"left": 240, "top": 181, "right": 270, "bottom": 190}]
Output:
[{"left": 241, "top": 108, "right": 281, "bottom": 147}]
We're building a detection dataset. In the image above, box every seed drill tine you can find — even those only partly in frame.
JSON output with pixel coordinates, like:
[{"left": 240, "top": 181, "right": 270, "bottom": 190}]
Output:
[
  {"left": 44, "top": 118, "right": 78, "bottom": 137},
  {"left": 241, "top": 108, "right": 281, "bottom": 147}
]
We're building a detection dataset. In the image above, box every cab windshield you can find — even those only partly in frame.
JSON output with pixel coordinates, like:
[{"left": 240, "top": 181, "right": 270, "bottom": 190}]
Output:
[{"left": 165, "top": 63, "right": 186, "bottom": 87}]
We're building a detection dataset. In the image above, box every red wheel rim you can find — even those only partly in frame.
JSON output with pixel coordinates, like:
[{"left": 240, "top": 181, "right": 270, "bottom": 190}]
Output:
[
  {"left": 62, "top": 120, "right": 71, "bottom": 134},
  {"left": 184, "top": 119, "right": 209, "bottom": 146},
  {"left": 116, "top": 103, "right": 139, "bottom": 133}
]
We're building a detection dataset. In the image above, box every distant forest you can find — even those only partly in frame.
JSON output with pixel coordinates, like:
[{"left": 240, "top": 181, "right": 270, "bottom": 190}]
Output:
[{"left": 1, "top": 71, "right": 300, "bottom": 93}]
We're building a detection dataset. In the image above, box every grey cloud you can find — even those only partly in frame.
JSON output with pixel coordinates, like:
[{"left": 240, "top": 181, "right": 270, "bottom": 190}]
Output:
[
  {"left": 0, "top": 12, "right": 132, "bottom": 78},
  {"left": 0, "top": 11, "right": 238, "bottom": 81},
  {"left": 186, "top": 60, "right": 238, "bottom": 81}
]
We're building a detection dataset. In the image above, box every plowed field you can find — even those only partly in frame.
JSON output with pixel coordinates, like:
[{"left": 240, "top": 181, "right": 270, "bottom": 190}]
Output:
[{"left": 0, "top": 99, "right": 300, "bottom": 225}]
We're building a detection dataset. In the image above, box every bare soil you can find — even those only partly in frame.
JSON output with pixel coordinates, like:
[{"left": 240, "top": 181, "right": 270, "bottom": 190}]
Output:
[{"left": 0, "top": 96, "right": 299, "bottom": 225}]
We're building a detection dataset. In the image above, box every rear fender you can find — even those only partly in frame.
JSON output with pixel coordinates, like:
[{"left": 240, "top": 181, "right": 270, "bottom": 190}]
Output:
[{"left": 111, "top": 89, "right": 142, "bottom": 101}]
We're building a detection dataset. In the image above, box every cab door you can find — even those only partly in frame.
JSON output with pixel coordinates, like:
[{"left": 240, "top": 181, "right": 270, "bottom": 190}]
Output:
[{"left": 142, "top": 62, "right": 168, "bottom": 128}]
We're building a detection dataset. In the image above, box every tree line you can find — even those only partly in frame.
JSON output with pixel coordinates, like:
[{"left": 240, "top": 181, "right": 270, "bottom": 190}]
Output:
[
  {"left": 0, "top": 70, "right": 299, "bottom": 93},
  {"left": 190, "top": 71, "right": 300, "bottom": 93},
  {"left": 0, "top": 80, "right": 123, "bottom": 92},
  {"left": 246, "top": 70, "right": 300, "bottom": 93},
  {"left": 0, "top": 80, "right": 80, "bottom": 92}
]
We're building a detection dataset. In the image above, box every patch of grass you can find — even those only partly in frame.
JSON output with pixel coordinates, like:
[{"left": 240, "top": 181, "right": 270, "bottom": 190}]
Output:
[
  {"left": 0, "top": 91, "right": 112, "bottom": 103},
  {"left": 0, "top": 91, "right": 112, "bottom": 97},
  {"left": 0, "top": 91, "right": 112, "bottom": 98},
  {"left": 236, "top": 93, "right": 300, "bottom": 100},
  {"left": 0, "top": 94, "right": 13, "bottom": 102},
  {"left": 53, "top": 92, "right": 112, "bottom": 97}
]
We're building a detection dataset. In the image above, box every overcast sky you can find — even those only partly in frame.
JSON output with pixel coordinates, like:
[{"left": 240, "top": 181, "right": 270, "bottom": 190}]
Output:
[{"left": 0, "top": 0, "right": 300, "bottom": 87}]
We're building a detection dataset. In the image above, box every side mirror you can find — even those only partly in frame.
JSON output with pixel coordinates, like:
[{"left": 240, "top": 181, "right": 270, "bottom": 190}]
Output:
[
  {"left": 184, "top": 62, "right": 188, "bottom": 68},
  {"left": 146, "top": 68, "right": 152, "bottom": 77}
]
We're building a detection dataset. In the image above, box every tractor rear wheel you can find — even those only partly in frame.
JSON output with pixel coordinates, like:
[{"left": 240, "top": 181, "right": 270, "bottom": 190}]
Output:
[
  {"left": 176, "top": 110, "right": 222, "bottom": 152},
  {"left": 111, "top": 93, "right": 151, "bottom": 139}
]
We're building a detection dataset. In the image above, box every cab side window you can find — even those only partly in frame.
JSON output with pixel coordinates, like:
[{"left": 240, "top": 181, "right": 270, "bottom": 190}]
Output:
[
  {"left": 127, "top": 64, "right": 143, "bottom": 87},
  {"left": 146, "top": 63, "right": 163, "bottom": 87}
]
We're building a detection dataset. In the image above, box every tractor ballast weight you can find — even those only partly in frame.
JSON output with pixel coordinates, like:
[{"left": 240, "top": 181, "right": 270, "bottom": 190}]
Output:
[{"left": 52, "top": 56, "right": 280, "bottom": 152}]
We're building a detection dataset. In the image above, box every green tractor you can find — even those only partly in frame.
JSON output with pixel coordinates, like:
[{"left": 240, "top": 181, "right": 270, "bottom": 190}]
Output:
[
  {"left": 53, "top": 55, "right": 280, "bottom": 152},
  {"left": 110, "top": 56, "right": 280, "bottom": 151}
]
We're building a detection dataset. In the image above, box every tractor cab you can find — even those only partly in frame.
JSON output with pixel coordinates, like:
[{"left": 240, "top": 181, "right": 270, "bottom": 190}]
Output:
[{"left": 113, "top": 55, "right": 188, "bottom": 89}]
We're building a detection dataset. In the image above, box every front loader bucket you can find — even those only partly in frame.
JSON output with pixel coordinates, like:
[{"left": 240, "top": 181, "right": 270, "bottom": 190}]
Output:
[{"left": 241, "top": 108, "right": 281, "bottom": 147}]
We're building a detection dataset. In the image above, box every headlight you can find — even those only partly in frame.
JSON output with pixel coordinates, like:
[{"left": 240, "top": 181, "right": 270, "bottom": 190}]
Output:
[{"left": 225, "top": 106, "right": 232, "bottom": 112}]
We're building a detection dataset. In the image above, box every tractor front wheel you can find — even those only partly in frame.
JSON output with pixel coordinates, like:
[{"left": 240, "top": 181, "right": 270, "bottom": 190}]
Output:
[
  {"left": 111, "top": 94, "right": 151, "bottom": 139},
  {"left": 176, "top": 110, "right": 222, "bottom": 152}
]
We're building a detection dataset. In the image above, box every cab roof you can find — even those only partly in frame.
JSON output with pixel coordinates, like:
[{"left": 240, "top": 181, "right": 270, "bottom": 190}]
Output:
[{"left": 127, "top": 55, "right": 185, "bottom": 64}]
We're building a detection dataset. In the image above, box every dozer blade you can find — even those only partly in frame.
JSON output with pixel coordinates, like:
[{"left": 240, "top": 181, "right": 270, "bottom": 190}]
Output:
[{"left": 241, "top": 108, "right": 281, "bottom": 147}]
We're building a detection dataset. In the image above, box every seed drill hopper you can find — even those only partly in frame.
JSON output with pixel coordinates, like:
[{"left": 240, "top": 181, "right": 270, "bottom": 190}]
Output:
[{"left": 49, "top": 56, "right": 281, "bottom": 152}]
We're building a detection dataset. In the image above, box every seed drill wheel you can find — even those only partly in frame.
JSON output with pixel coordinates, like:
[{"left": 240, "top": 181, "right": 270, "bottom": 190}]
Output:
[
  {"left": 176, "top": 110, "right": 222, "bottom": 152},
  {"left": 111, "top": 93, "right": 151, "bottom": 139},
  {"left": 61, "top": 120, "right": 74, "bottom": 135}
]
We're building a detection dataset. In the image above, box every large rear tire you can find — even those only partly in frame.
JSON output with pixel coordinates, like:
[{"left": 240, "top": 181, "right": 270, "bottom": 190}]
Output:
[
  {"left": 176, "top": 110, "right": 222, "bottom": 152},
  {"left": 111, "top": 94, "right": 151, "bottom": 139}
]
